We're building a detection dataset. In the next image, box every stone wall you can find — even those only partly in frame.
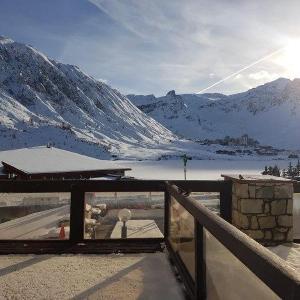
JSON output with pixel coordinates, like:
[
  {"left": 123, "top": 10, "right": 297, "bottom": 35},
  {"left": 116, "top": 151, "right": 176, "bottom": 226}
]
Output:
[{"left": 224, "top": 175, "right": 293, "bottom": 246}]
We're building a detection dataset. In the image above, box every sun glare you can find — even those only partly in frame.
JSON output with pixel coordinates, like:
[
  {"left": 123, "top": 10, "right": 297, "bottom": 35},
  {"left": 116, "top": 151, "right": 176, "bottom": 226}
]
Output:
[{"left": 274, "top": 39, "right": 300, "bottom": 78}]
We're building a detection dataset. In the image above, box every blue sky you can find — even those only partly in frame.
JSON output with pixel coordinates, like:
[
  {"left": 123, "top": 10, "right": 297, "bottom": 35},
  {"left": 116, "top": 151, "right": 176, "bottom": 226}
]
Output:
[{"left": 1, "top": 0, "right": 300, "bottom": 95}]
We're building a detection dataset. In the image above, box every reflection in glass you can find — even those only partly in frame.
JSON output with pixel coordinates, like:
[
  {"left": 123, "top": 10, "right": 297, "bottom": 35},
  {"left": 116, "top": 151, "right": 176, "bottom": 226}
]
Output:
[
  {"left": 84, "top": 192, "right": 164, "bottom": 239},
  {"left": 293, "top": 193, "right": 300, "bottom": 239},
  {"left": 169, "top": 196, "right": 195, "bottom": 280},
  {"left": 0, "top": 193, "right": 70, "bottom": 239},
  {"left": 191, "top": 192, "right": 220, "bottom": 214},
  {"left": 204, "top": 229, "right": 280, "bottom": 300}
]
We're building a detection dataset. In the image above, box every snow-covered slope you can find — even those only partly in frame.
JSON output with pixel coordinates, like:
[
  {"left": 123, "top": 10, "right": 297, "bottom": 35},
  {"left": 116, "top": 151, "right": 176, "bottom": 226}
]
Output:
[
  {"left": 0, "top": 36, "right": 175, "bottom": 159},
  {"left": 128, "top": 79, "right": 300, "bottom": 149}
]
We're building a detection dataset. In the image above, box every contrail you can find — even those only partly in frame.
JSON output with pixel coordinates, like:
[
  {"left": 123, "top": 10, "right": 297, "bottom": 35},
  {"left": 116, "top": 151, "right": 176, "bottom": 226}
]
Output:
[{"left": 197, "top": 47, "right": 286, "bottom": 94}]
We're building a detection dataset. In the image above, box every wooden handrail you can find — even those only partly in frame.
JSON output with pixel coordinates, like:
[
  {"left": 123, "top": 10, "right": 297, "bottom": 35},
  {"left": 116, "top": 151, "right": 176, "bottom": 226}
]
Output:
[{"left": 167, "top": 183, "right": 300, "bottom": 299}]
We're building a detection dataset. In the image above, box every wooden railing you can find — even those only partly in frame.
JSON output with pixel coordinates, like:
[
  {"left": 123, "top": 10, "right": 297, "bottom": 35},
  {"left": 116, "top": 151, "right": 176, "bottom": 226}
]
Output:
[
  {"left": 0, "top": 180, "right": 167, "bottom": 253},
  {"left": 166, "top": 183, "right": 300, "bottom": 300},
  {"left": 0, "top": 179, "right": 231, "bottom": 254},
  {"left": 0, "top": 179, "right": 299, "bottom": 299}
]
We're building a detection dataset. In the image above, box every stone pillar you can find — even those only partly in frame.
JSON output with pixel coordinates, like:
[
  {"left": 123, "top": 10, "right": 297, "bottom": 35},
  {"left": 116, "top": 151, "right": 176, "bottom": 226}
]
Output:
[{"left": 222, "top": 174, "right": 294, "bottom": 246}]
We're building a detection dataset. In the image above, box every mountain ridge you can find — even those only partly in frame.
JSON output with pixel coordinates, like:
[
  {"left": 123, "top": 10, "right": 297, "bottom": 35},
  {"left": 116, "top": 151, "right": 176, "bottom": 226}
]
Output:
[
  {"left": 127, "top": 78, "right": 300, "bottom": 149},
  {"left": 0, "top": 36, "right": 175, "bottom": 159}
]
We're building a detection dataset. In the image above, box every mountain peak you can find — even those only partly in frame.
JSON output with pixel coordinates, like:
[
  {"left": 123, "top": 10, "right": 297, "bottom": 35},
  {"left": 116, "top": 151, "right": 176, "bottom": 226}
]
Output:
[
  {"left": 0, "top": 37, "right": 174, "bottom": 158},
  {"left": 260, "top": 77, "right": 290, "bottom": 90},
  {"left": 0, "top": 36, "right": 14, "bottom": 45},
  {"left": 166, "top": 90, "right": 176, "bottom": 97}
]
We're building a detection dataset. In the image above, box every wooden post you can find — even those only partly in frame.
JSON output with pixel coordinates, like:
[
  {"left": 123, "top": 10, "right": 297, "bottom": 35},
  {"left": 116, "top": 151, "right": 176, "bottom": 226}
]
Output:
[
  {"left": 195, "top": 220, "right": 206, "bottom": 300},
  {"left": 220, "top": 180, "right": 232, "bottom": 223},
  {"left": 69, "top": 189, "right": 85, "bottom": 242},
  {"left": 164, "top": 191, "right": 170, "bottom": 239}
]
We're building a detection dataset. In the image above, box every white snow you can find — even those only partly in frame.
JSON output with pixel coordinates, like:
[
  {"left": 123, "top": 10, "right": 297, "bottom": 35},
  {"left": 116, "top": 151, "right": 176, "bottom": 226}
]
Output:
[
  {"left": 0, "top": 253, "right": 185, "bottom": 300},
  {"left": 128, "top": 79, "right": 300, "bottom": 150},
  {"left": 268, "top": 243, "right": 300, "bottom": 273},
  {"left": 117, "top": 159, "right": 299, "bottom": 180},
  {"left": 0, "top": 146, "right": 129, "bottom": 174},
  {"left": 2, "top": 37, "right": 299, "bottom": 160},
  {"left": 0, "top": 38, "right": 175, "bottom": 160}
]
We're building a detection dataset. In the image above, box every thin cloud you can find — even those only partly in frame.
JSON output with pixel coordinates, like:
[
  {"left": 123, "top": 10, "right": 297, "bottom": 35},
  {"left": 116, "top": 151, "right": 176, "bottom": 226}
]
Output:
[
  {"left": 88, "top": 0, "right": 146, "bottom": 39},
  {"left": 2, "top": 0, "right": 300, "bottom": 95},
  {"left": 248, "top": 71, "right": 279, "bottom": 81}
]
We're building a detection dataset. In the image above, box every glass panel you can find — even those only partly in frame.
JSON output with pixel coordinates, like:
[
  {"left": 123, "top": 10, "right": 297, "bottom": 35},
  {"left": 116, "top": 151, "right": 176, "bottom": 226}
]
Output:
[
  {"left": 84, "top": 192, "right": 164, "bottom": 239},
  {"left": 293, "top": 193, "right": 300, "bottom": 239},
  {"left": 0, "top": 193, "right": 70, "bottom": 239},
  {"left": 191, "top": 192, "right": 220, "bottom": 214},
  {"left": 204, "top": 229, "right": 280, "bottom": 300},
  {"left": 169, "top": 196, "right": 195, "bottom": 280}
]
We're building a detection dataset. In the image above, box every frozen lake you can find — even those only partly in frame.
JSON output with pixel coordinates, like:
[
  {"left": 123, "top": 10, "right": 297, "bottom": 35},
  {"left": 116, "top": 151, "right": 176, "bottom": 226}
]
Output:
[{"left": 118, "top": 159, "right": 298, "bottom": 180}]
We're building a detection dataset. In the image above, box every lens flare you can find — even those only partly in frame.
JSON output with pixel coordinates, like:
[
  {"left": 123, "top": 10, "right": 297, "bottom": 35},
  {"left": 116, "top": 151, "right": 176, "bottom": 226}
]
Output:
[{"left": 274, "top": 39, "right": 300, "bottom": 78}]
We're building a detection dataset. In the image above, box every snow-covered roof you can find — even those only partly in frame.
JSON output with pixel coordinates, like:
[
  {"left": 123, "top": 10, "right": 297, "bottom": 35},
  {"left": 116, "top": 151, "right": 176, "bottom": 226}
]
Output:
[
  {"left": 221, "top": 174, "right": 293, "bottom": 183},
  {"left": 0, "top": 146, "right": 130, "bottom": 176}
]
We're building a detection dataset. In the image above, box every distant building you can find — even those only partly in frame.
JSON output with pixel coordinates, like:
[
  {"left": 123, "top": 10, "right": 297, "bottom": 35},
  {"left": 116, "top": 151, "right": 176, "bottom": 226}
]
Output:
[
  {"left": 240, "top": 134, "right": 249, "bottom": 146},
  {"left": 0, "top": 146, "right": 131, "bottom": 180}
]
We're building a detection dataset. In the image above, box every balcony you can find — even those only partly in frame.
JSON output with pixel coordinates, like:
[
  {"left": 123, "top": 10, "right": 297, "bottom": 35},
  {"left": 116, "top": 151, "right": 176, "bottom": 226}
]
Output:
[
  {"left": 0, "top": 252, "right": 186, "bottom": 299},
  {"left": 0, "top": 179, "right": 299, "bottom": 299}
]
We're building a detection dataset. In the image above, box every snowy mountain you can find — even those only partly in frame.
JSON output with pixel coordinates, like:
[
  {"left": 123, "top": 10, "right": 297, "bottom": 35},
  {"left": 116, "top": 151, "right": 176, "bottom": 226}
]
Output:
[
  {"left": 128, "top": 78, "right": 300, "bottom": 149},
  {"left": 0, "top": 36, "right": 175, "bottom": 159}
]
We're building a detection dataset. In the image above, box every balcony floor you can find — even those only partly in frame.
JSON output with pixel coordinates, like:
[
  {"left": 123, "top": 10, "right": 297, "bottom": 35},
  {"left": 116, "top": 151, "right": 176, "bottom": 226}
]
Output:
[{"left": 0, "top": 252, "right": 186, "bottom": 300}]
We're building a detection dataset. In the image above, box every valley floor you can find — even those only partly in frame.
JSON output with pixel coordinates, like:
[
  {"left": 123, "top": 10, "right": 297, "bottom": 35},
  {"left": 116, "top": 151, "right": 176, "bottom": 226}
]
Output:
[{"left": 117, "top": 158, "right": 299, "bottom": 180}]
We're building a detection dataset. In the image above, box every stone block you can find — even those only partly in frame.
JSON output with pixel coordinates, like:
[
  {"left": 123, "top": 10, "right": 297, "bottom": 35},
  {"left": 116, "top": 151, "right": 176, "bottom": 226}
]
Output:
[
  {"left": 256, "top": 186, "right": 273, "bottom": 199},
  {"left": 237, "top": 199, "right": 241, "bottom": 211},
  {"left": 287, "top": 199, "right": 293, "bottom": 214},
  {"left": 232, "top": 195, "right": 238, "bottom": 210},
  {"left": 240, "top": 214, "right": 249, "bottom": 229},
  {"left": 232, "top": 210, "right": 249, "bottom": 229},
  {"left": 258, "top": 216, "right": 276, "bottom": 229},
  {"left": 241, "top": 199, "right": 263, "bottom": 214},
  {"left": 249, "top": 185, "right": 256, "bottom": 198},
  {"left": 274, "top": 184, "right": 293, "bottom": 199},
  {"left": 264, "top": 203, "right": 270, "bottom": 214},
  {"left": 256, "top": 183, "right": 273, "bottom": 187},
  {"left": 264, "top": 231, "right": 272, "bottom": 240},
  {"left": 270, "top": 200, "right": 287, "bottom": 215},
  {"left": 235, "top": 183, "right": 249, "bottom": 198},
  {"left": 273, "top": 231, "right": 285, "bottom": 241},
  {"left": 232, "top": 184, "right": 236, "bottom": 194},
  {"left": 287, "top": 229, "right": 293, "bottom": 241},
  {"left": 243, "top": 230, "right": 264, "bottom": 240},
  {"left": 250, "top": 216, "right": 259, "bottom": 229},
  {"left": 275, "top": 227, "right": 288, "bottom": 233},
  {"left": 232, "top": 210, "right": 239, "bottom": 226},
  {"left": 278, "top": 215, "right": 293, "bottom": 227}
]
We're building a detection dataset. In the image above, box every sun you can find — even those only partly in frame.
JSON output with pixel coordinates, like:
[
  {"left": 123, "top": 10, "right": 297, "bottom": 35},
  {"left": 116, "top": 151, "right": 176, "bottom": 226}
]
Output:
[{"left": 274, "top": 39, "right": 300, "bottom": 78}]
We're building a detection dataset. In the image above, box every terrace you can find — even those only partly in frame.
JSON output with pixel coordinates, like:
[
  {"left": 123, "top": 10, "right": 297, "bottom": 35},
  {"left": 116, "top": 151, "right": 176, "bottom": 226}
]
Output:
[{"left": 0, "top": 179, "right": 299, "bottom": 299}]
